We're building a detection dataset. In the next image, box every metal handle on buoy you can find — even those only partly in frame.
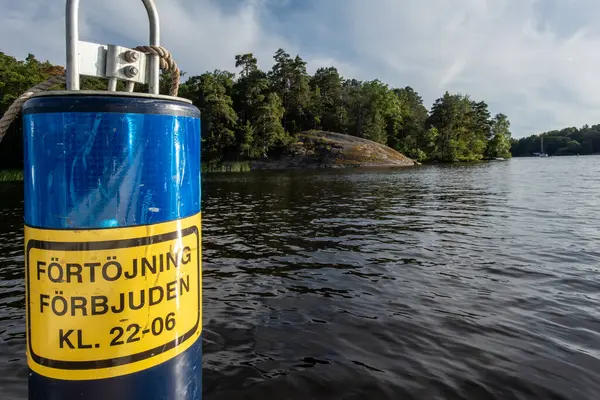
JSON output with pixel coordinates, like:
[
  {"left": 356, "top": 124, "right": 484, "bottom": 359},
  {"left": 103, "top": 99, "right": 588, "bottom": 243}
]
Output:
[{"left": 65, "top": 0, "right": 161, "bottom": 94}]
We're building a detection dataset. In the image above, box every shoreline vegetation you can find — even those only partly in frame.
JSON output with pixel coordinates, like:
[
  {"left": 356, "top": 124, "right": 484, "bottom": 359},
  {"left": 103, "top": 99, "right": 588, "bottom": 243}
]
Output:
[
  {"left": 1, "top": 49, "right": 512, "bottom": 171},
  {"left": 511, "top": 125, "right": 600, "bottom": 157},
  {"left": 2, "top": 49, "right": 596, "bottom": 172},
  {"left": 1, "top": 149, "right": 597, "bottom": 182}
]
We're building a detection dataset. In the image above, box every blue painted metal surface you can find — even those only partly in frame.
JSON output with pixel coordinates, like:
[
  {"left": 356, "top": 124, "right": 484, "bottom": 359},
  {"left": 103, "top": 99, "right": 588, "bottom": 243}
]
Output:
[
  {"left": 22, "top": 94, "right": 202, "bottom": 400},
  {"left": 23, "top": 95, "right": 201, "bottom": 229}
]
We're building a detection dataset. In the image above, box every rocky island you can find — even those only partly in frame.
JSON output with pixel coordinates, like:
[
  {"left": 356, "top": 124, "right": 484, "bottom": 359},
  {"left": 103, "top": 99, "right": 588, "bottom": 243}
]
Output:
[{"left": 250, "top": 131, "right": 417, "bottom": 170}]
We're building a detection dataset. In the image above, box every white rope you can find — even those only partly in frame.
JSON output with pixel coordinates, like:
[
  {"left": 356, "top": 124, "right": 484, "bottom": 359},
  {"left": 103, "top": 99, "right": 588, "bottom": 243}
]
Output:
[{"left": 0, "top": 75, "right": 66, "bottom": 144}]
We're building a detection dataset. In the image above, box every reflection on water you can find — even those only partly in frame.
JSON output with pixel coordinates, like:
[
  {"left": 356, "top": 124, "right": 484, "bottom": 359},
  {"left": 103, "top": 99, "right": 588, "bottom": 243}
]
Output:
[{"left": 2, "top": 157, "right": 600, "bottom": 399}]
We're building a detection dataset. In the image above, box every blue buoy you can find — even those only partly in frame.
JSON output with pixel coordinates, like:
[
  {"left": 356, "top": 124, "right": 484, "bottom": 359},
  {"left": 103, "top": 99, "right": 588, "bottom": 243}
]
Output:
[{"left": 22, "top": 92, "right": 202, "bottom": 399}]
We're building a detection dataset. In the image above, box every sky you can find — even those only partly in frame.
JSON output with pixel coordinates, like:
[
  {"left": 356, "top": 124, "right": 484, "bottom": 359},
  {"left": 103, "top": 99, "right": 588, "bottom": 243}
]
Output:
[{"left": 2, "top": 0, "right": 600, "bottom": 138}]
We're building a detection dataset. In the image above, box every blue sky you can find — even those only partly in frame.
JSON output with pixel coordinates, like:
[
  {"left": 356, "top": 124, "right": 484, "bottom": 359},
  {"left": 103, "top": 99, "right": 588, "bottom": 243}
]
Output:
[{"left": 2, "top": 0, "right": 600, "bottom": 138}]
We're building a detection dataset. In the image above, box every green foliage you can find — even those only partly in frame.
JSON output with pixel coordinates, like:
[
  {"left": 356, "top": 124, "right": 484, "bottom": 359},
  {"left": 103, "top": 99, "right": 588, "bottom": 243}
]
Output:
[
  {"left": 268, "top": 49, "right": 311, "bottom": 133},
  {"left": 511, "top": 124, "right": 600, "bottom": 156},
  {"left": 235, "top": 53, "right": 258, "bottom": 78},
  {"left": 341, "top": 79, "right": 401, "bottom": 145},
  {"left": 201, "top": 161, "right": 251, "bottom": 173},
  {"left": 179, "top": 70, "right": 238, "bottom": 163},
  {"left": 0, "top": 49, "right": 521, "bottom": 169},
  {"left": 426, "top": 92, "right": 490, "bottom": 161},
  {"left": 388, "top": 87, "right": 428, "bottom": 153},
  {"left": 0, "top": 53, "right": 56, "bottom": 110},
  {"left": 253, "top": 92, "right": 288, "bottom": 157},
  {"left": 310, "top": 67, "right": 345, "bottom": 132},
  {"left": 487, "top": 113, "right": 512, "bottom": 158},
  {"left": 0, "top": 169, "right": 23, "bottom": 181},
  {"left": 0, "top": 53, "right": 63, "bottom": 169}
]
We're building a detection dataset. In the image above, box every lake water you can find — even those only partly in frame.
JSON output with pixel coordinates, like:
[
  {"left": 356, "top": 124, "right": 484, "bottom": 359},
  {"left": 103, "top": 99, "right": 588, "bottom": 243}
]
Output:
[{"left": 1, "top": 156, "right": 600, "bottom": 399}]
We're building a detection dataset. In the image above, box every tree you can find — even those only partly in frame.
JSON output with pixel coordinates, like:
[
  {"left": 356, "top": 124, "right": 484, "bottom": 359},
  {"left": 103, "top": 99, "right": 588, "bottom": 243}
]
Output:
[
  {"left": 253, "top": 93, "right": 287, "bottom": 157},
  {"left": 487, "top": 113, "right": 512, "bottom": 158},
  {"left": 426, "top": 92, "right": 488, "bottom": 161},
  {"left": 342, "top": 79, "right": 398, "bottom": 144},
  {"left": 268, "top": 49, "right": 310, "bottom": 133},
  {"left": 180, "top": 70, "right": 238, "bottom": 162},
  {"left": 232, "top": 53, "right": 269, "bottom": 126},
  {"left": 471, "top": 101, "right": 492, "bottom": 141},
  {"left": 389, "top": 86, "right": 428, "bottom": 158},
  {"left": 308, "top": 86, "right": 323, "bottom": 130},
  {"left": 427, "top": 92, "right": 461, "bottom": 161},
  {"left": 310, "top": 67, "right": 345, "bottom": 132},
  {"left": 235, "top": 53, "right": 258, "bottom": 78},
  {"left": 238, "top": 121, "right": 256, "bottom": 158}
]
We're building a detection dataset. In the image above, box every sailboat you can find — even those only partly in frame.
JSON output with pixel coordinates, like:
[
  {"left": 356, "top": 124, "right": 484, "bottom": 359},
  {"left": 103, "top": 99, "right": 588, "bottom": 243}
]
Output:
[{"left": 538, "top": 134, "right": 549, "bottom": 157}]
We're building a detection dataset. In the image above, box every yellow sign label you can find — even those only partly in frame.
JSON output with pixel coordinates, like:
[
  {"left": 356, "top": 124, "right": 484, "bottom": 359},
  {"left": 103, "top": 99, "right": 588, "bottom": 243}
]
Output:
[{"left": 24, "top": 213, "right": 202, "bottom": 380}]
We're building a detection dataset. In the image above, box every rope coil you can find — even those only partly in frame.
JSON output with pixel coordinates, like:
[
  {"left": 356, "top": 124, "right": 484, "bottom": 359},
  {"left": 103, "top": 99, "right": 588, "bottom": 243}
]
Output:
[
  {"left": 0, "top": 45, "right": 180, "bottom": 144},
  {"left": 133, "top": 45, "right": 180, "bottom": 97}
]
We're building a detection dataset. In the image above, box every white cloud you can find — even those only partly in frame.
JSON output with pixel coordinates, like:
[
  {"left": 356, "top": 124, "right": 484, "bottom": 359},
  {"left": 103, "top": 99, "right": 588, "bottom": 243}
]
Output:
[
  {"left": 0, "top": 0, "right": 291, "bottom": 75},
  {"left": 328, "top": 0, "right": 600, "bottom": 136},
  {"left": 0, "top": 0, "right": 65, "bottom": 60},
  {"left": 2, "top": 0, "right": 600, "bottom": 137}
]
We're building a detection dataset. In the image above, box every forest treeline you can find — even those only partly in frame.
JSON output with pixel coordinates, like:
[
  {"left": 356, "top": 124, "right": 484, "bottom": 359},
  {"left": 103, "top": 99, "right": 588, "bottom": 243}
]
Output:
[
  {"left": 0, "top": 49, "right": 515, "bottom": 168},
  {"left": 510, "top": 125, "right": 600, "bottom": 157}
]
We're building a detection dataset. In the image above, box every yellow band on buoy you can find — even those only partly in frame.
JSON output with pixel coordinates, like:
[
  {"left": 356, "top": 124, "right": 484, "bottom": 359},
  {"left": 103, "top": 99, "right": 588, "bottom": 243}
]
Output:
[{"left": 25, "top": 213, "right": 202, "bottom": 380}]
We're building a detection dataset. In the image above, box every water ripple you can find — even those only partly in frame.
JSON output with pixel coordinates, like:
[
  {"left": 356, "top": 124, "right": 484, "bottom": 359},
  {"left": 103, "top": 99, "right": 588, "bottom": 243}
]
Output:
[{"left": 2, "top": 158, "right": 600, "bottom": 399}]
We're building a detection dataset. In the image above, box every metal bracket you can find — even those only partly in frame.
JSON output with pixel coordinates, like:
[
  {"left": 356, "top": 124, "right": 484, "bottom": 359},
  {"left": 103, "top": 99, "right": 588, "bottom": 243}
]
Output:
[
  {"left": 78, "top": 42, "right": 148, "bottom": 91},
  {"left": 65, "top": 0, "right": 160, "bottom": 94}
]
